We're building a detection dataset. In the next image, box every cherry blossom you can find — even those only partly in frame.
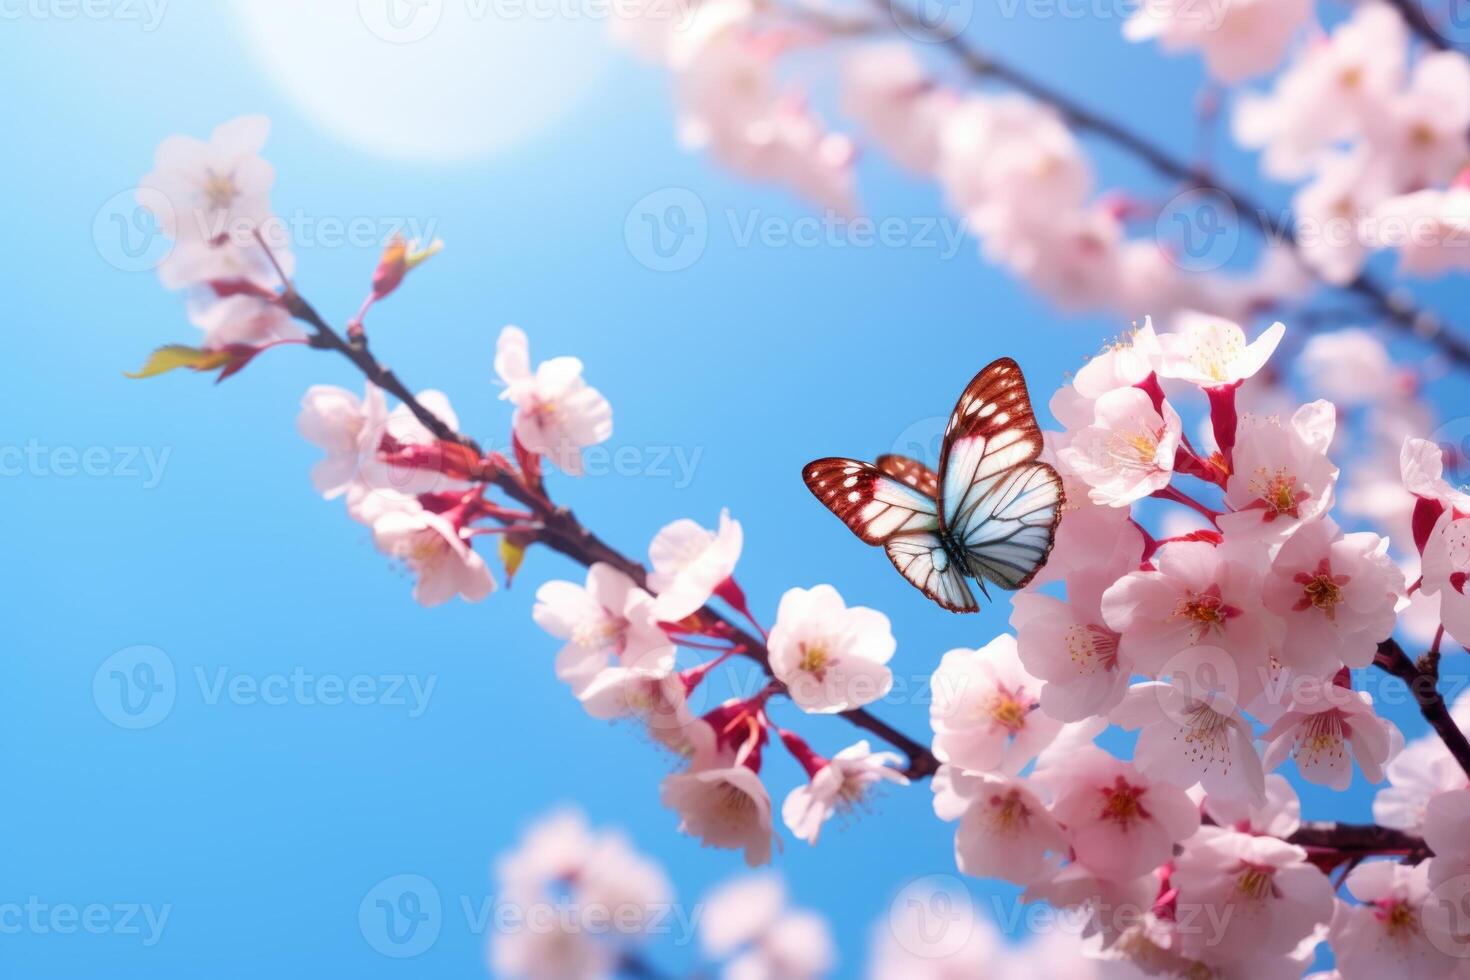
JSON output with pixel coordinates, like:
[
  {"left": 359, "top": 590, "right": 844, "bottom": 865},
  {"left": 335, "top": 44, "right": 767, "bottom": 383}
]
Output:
[
  {"left": 185, "top": 291, "right": 301, "bottom": 350},
  {"left": 1329, "top": 861, "right": 1459, "bottom": 979},
  {"left": 369, "top": 499, "right": 495, "bottom": 607},
  {"left": 1111, "top": 646, "right": 1266, "bottom": 803},
  {"left": 1123, "top": 0, "right": 1312, "bottom": 84},
  {"left": 1204, "top": 772, "right": 1303, "bottom": 838},
  {"left": 1233, "top": 3, "right": 1407, "bottom": 180},
  {"left": 646, "top": 509, "right": 744, "bottom": 622},
  {"left": 1012, "top": 567, "right": 1131, "bottom": 721},
  {"left": 1101, "top": 540, "right": 1277, "bottom": 695},
  {"left": 494, "top": 326, "right": 613, "bottom": 476},
  {"left": 781, "top": 739, "right": 907, "bottom": 844},
  {"left": 1375, "top": 51, "right": 1470, "bottom": 192},
  {"left": 297, "top": 382, "right": 387, "bottom": 500},
  {"left": 1374, "top": 695, "right": 1470, "bottom": 832},
  {"left": 1289, "top": 150, "right": 1394, "bottom": 286},
  {"left": 767, "top": 585, "right": 895, "bottom": 714},
  {"left": 841, "top": 45, "right": 955, "bottom": 176},
  {"left": 1218, "top": 401, "right": 1339, "bottom": 543},
  {"left": 661, "top": 717, "right": 776, "bottom": 867},
  {"left": 932, "top": 766, "right": 1066, "bottom": 885},
  {"left": 1262, "top": 518, "right": 1402, "bottom": 674},
  {"left": 575, "top": 665, "right": 695, "bottom": 752},
  {"left": 1421, "top": 511, "right": 1470, "bottom": 649},
  {"left": 1261, "top": 678, "right": 1399, "bottom": 790},
  {"left": 137, "top": 115, "right": 285, "bottom": 291},
  {"left": 1368, "top": 186, "right": 1470, "bottom": 278},
  {"left": 1169, "top": 826, "right": 1335, "bottom": 966},
  {"left": 1056, "top": 386, "right": 1183, "bottom": 507},
  {"left": 1041, "top": 744, "right": 1202, "bottom": 882},
  {"left": 929, "top": 635, "right": 1062, "bottom": 775},
  {"left": 700, "top": 874, "right": 834, "bottom": 980},
  {"left": 1157, "top": 313, "right": 1285, "bottom": 389},
  {"left": 533, "top": 563, "right": 674, "bottom": 695},
  {"left": 1297, "top": 329, "right": 1397, "bottom": 408}
]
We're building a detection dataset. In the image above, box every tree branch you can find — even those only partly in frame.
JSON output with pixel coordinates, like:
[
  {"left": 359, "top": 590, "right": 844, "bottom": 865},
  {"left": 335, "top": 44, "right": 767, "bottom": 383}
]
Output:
[
  {"left": 840, "top": 1, "right": 1470, "bottom": 370},
  {"left": 286, "top": 288, "right": 943, "bottom": 779},
  {"left": 1288, "top": 820, "right": 1429, "bottom": 858},
  {"left": 1384, "top": 0, "right": 1456, "bottom": 51},
  {"left": 1375, "top": 637, "right": 1470, "bottom": 780}
]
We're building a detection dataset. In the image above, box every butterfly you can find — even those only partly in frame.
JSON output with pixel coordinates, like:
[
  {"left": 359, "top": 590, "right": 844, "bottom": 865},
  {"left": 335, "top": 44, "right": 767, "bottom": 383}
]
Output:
[{"left": 802, "top": 357, "right": 1064, "bottom": 613}]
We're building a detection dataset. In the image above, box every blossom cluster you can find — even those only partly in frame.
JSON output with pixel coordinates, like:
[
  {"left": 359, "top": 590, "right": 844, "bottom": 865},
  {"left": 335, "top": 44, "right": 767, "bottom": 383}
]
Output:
[
  {"left": 490, "top": 809, "right": 836, "bottom": 980},
  {"left": 132, "top": 117, "right": 1470, "bottom": 980},
  {"left": 922, "top": 312, "right": 1470, "bottom": 978}
]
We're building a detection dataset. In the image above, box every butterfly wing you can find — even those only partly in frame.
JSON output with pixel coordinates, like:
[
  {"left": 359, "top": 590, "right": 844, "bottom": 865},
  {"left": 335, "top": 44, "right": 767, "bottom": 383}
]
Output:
[
  {"left": 936, "top": 358, "right": 1064, "bottom": 591},
  {"left": 875, "top": 453, "right": 940, "bottom": 499},
  {"left": 803, "top": 458, "right": 978, "bottom": 613}
]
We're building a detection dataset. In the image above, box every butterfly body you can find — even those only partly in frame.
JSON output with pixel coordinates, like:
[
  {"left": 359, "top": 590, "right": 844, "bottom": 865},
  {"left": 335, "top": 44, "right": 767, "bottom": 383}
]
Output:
[{"left": 803, "top": 358, "right": 1064, "bottom": 613}]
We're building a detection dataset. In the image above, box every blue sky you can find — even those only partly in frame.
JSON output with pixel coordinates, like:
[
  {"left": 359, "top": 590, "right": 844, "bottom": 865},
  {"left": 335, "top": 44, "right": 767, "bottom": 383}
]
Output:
[{"left": 2, "top": 1, "right": 1460, "bottom": 977}]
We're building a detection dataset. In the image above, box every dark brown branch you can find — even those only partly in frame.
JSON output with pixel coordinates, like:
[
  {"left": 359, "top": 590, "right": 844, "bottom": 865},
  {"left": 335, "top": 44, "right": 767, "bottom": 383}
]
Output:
[
  {"left": 1289, "top": 820, "right": 1429, "bottom": 858},
  {"left": 287, "top": 288, "right": 942, "bottom": 779},
  {"left": 1385, "top": 0, "right": 1456, "bottom": 51},
  {"left": 1375, "top": 638, "right": 1470, "bottom": 780}
]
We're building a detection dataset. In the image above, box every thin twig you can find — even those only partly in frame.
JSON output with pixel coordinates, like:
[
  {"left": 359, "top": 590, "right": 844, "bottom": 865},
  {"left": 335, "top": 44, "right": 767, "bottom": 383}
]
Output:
[{"left": 1375, "top": 638, "right": 1470, "bottom": 780}]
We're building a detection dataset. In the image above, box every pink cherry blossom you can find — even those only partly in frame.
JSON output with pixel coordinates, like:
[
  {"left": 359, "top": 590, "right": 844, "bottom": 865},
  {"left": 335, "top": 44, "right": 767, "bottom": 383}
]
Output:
[
  {"left": 1123, "top": 0, "right": 1312, "bottom": 84},
  {"left": 1261, "top": 678, "right": 1398, "bottom": 790},
  {"left": 1157, "top": 313, "right": 1285, "bottom": 389},
  {"left": 1101, "top": 540, "right": 1277, "bottom": 695},
  {"left": 782, "top": 740, "right": 907, "bottom": 844},
  {"left": 930, "top": 634, "right": 1063, "bottom": 775},
  {"left": 1421, "top": 511, "right": 1470, "bottom": 649},
  {"left": 533, "top": 563, "right": 674, "bottom": 695},
  {"left": 1042, "top": 745, "right": 1202, "bottom": 881},
  {"left": 841, "top": 44, "right": 955, "bottom": 176},
  {"left": 1111, "top": 647, "right": 1265, "bottom": 803},
  {"left": 1057, "top": 386, "right": 1183, "bottom": 507},
  {"left": 1030, "top": 461, "right": 1146, "bottom": 585},
  {"left": 932, "top": 766, "right": 1066, "bottom": 885},
  {"left": 1374, "top": 51, "right": 1470, "bottom": 192},
  {"left": 1297, "top": 329, "right": 1397, "bottom": 407},
  {"left": 297, "top": 382, "right": 388, "bottom": 500},
  {"left": 1374, "top": 699, "right": 1470, "bottom": 833},
  {"left": 1022, "top": 861, "right": 1159, "bottom": 948},
  {"left": 575, "top": 667, "right": 695, "bottom": 751},
  {"left": 1218, "top": 401, "right": 1338, "bottom": 542},
  {"left": 1170, "top": 826, "right": 1335, "bottom": 966},
  {"left": 1330, "top": 861, "right": 1460, "bottom": 980},
  {"left": 673, "top": 26, "right": 856, "bottom": 215},
  {"left": 185, "top": 291, "right": 301, "bottom": 350},
  {"left": 137, "top": 115, "right": 284, "bottom": 290},
  {"left": 767, "top": 585, "right": 895, "bottom": 714},
  {"left": 1368, "top": 187, "right": 1470, "bottom": 278},
  {"left": 494, "top": 326, "right": 613, "bottom": 476},
  {"left": 1402, "top": 436, "right": 1470, "bottom": 513},
  {"left": 1262, "top": 518, "right": 1402, "bottom": 675},
  {"left": 661, "top": 759, "right": 775, "bottom": 867},
  {"left": 369, "top": 499, "right": 494, "bottom": 607},
  {"left": 1012, "top": 567, "right": 1131, "bottom": 721},
  {"left": 699, "top": 873, "right": 785, "bottom": 959},
  {"left": 1233, "top": 3, "right": 1407, "bottom": 180},
  {"left": 937, "top": 95, "right": 1091, "bottom": 242},
  {"left": 1204, "top": 772, "right": 1303, "bottom": 838},
  {"left": 1289, "top": 150, "right": 1394, "bottom": 286},
  {"left": 646, "top": 509, "right": 743, "bottom": 622}
]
